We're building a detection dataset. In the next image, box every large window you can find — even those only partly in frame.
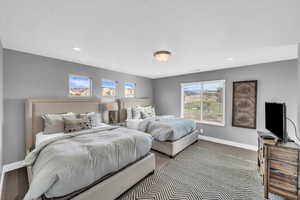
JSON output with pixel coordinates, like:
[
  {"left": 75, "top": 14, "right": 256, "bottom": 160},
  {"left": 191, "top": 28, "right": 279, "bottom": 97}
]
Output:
[
  {"left": 69, "top": 75, "right": 91, "bottom": 97},
  {"left": 101, "top": 79, "right": 117, "bottom": 97},
  {"left": 125, "top": 82, "right": 136, "bottom": 98},
  {"left": 181, "top": 80, "right": 225, "bottom": 126}
]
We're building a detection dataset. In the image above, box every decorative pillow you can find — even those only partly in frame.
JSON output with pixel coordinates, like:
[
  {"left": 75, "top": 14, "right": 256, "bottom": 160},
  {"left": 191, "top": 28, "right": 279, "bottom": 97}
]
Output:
[
  {"left": 42, "top": 112, "right": 76, "bottom": 134},
  {"left": 126, "top": 108, "right": 133, "bottom": 120},
  {"left": 141, "top": 106, "right": 156, "bottom": 119},
  {"left": 132, "top": 107, "right": 143, "bottom": 119},
  {"left": 64, "top": 117, "right": 92, "bottom": 133},
  {"left": 79, "top": 112, "right": 102, "bottom": 128}
]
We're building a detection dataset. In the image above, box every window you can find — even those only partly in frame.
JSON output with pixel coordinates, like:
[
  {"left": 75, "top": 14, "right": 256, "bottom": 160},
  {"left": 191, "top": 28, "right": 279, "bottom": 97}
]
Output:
[
  {"left": 69, "top": 75, "right": 91, "bottom": 97},
  {"left": 125, "top": 82, "right": 136, "bottom": 98},
  {"left": 101, "top": 79, "right": 117, "bottom": 97},
  {"left": 181, "top": 80, "right": 225, "bottom": 126}
]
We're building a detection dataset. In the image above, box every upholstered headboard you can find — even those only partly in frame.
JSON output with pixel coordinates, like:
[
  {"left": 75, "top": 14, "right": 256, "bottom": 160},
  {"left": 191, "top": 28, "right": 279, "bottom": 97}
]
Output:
[
  {"left": 25, "top": 98, "right": 102, "bottom": 152},
  {"left": 118, "top": 98, "right": 153, "bottom": 122}
]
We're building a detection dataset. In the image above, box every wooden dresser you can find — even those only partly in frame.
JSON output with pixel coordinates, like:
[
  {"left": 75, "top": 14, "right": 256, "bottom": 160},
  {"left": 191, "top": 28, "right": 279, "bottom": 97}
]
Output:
[{"left": 258, "top": 131, "right": 300, "bottom": 200}]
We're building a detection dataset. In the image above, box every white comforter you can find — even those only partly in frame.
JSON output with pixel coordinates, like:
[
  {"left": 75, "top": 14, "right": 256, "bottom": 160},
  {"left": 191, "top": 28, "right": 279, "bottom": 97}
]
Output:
[{"left": 24, "top": 126, "right": 152, "bottom": 200}]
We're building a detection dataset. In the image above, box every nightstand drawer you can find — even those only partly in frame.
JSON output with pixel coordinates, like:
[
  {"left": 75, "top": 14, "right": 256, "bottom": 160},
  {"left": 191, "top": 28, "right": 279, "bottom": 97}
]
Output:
[
  {"left": 269, "top": 146, "right": 298, "bottom": 164},
  {"left": 270, "top": 160, "right": 298, "bottom": 176}
]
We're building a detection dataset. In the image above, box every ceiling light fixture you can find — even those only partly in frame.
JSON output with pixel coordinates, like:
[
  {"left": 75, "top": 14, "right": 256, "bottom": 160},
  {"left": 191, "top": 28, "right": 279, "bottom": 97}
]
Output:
[
  {"left": 73, "top": 47, "right": 81, "bottom": 52},
  {"left": 226, "top": 57, "right": 234, "bottom": 61},
  {"left": 154, "top": 50, "right": 171, "bottom": 62}
]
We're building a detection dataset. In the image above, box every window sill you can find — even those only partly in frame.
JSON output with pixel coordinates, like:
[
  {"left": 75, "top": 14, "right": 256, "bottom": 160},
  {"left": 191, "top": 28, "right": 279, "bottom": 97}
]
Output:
[{"left": 194, "top": 120, "right": 225, "bottom": 127}]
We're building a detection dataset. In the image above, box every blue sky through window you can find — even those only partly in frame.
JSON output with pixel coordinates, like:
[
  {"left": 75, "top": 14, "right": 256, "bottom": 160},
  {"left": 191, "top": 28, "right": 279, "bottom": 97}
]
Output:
[
  {"left": 183, "top": 82, "right": 224, "bottom": 92},
  {"left": 102, "top": 80, "right": 116, "bottom": 88},
  {"left": 69, "top": 76, "right": 90, "bottom": 89},
  {"left": 125, "top": 82, "right": 135, "bottom": 89}
]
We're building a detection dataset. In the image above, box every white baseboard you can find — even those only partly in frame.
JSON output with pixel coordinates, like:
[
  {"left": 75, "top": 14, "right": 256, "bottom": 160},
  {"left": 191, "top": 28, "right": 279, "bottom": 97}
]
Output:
[{"left": 198, "top": 135, "right": 258, "bottom": 151}]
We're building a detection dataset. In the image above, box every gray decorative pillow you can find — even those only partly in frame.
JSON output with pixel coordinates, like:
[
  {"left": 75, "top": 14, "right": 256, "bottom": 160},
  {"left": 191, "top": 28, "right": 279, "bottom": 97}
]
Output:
[
  {"left": 79, "top": 112, "right": 102, "bottom": 128},
  {"left": 64, "top": 117, "right": 92, "bottom": 133},
  {"left": 42, "top": 112, "right": 76, "bottom": 134}
]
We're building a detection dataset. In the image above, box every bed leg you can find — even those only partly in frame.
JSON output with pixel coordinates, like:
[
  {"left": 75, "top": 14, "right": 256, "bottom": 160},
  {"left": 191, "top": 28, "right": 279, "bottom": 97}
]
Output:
[{"left": 169, "top": 155, "right": 175, "bottom": 159}]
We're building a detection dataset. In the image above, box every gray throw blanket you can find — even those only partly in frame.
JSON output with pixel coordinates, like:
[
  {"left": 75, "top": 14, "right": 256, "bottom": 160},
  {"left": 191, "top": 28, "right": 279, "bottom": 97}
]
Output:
[
  {"left": 24, "top": 127, "right": 152, "bottom": 200},
  {"left": 138, "top": 117, "right": 196, "bottom": 141}
]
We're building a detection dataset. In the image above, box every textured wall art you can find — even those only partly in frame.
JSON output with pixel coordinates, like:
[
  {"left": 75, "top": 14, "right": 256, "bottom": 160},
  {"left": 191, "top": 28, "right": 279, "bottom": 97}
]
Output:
[{"left": 232, "top": 80, "right": 257, "bottom": 129}]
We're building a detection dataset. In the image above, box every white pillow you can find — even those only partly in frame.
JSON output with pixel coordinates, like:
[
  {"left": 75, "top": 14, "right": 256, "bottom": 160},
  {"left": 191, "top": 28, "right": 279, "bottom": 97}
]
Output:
[
  {"left": 126, "top": 108, "right": 133, "bottom": 120},
  {"left": 141, "top": 106, "right": 156, "bottom": 119},
  {"left": 132, "top": 107, "right": 143, "bottom": 119},
  {"left": 42, "top": 112, "right": 76, "bottom": 134}
]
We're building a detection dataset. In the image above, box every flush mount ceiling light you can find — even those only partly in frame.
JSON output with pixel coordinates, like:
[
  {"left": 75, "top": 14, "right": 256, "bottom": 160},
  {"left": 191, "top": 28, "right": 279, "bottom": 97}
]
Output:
[
  {"left": 154, "top": 50, "right": 171, "bottom": 62},
  {"left": 226, "top": 57, "right": 234, "bottom": 61},
  {"left": 73, "top": 47, "right": 81, "bottom": 52}
]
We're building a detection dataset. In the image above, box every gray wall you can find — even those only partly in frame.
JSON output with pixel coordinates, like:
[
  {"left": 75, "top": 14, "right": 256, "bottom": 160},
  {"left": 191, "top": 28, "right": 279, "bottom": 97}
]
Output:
[
  {"left": 0, "top": 40, "right": 3, "bottom": 169},
  {"left": 298, "top": 44, "right": 300, "bottom": 138},
  {"left": 153, "top": 60, "right": 297, "bottom": 146},
  {"left": 3, "top": 49, "right": 153, "bottom": 164}
]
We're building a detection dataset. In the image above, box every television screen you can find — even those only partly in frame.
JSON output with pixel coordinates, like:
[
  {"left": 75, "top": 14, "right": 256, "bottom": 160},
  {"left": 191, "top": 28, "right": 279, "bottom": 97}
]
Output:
[{"left": 265, "top": 102, "right": 287, "bottom": 142}]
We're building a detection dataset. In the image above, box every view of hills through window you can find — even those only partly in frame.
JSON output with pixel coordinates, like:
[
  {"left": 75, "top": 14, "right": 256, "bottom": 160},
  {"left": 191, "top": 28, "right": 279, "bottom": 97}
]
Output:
[
  {"left": 69, "top": 76, "right": 91, "bottom": 96},
  {"left": 182, "top": 80, "right": 225, "bottom": 125},
  {"left": 102, "top": 80, "right": 116, "bottom": 97},
  {"left": 125, "top": 82, "right": 135, "bottom": 98}
]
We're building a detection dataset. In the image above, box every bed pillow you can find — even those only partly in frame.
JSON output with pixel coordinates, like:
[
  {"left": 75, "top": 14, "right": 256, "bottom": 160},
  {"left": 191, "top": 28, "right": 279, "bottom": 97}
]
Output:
[
  {"left": 42, "top": 112, "right": 76, "bottom": 134},
  {"left": 64, "top": 117, "right": 92, "bottom": 133},
  {"left": 132, "top": 107, "right": 143, "bottom": 119},
  {"left": 79, "top": 112, "right": 102, "bottom": 128},
  {"left": 141, "top": 106, "right": 156, "bottom": 119},
  {"left": 126, "top": 108, "right": 133, "bottom": 120}
]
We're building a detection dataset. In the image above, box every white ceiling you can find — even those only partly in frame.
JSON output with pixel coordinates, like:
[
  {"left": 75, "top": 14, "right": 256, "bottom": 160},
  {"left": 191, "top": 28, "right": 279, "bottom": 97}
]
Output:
[{"left": 0, "top": 0, "right": 299, "bottom": 79}]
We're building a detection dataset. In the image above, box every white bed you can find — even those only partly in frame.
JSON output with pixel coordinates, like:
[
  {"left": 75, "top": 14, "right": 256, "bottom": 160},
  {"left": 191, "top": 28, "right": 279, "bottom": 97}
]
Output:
[
  {"left": 118, "top": 98, "right": 199, "bottom": 158},
  {"left": 25, "top": 98, "right": 155, "bottom": 200}
]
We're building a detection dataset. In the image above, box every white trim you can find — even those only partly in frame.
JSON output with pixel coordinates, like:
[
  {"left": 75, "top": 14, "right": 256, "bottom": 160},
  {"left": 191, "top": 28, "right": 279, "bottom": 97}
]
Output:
[
  {"left": 198, "top": 135, "right": 258, "bottom": 151},
  {"left": 180, "top": 79, "right": 226, "bottom": 126}
]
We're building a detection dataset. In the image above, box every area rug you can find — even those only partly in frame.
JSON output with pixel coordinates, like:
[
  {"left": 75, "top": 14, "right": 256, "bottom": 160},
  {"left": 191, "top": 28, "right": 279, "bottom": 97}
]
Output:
[{"left": 118, "top": 144, "right": 264, "bottom": 200}]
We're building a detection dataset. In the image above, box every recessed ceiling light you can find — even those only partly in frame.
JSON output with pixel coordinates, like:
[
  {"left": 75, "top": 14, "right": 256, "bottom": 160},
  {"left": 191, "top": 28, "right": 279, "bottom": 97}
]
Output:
[
  {"left": 154, "top": 50, "right": 171, "bottom": 62},
  {"left": 226, "top": 57, "right": 234, "bottom": 61},
  {"left": 73, "top": 47, "right": 81, "bottom": 52}
]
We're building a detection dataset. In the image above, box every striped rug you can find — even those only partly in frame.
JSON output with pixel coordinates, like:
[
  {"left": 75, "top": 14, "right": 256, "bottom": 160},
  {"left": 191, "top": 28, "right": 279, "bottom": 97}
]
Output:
[{"left": 118, "top": 144, "right": 265, "bottom": 200}]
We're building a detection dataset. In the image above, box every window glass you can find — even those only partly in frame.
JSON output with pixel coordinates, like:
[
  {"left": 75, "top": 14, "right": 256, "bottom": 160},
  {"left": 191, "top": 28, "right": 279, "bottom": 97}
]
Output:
[
  {"left": 125, "top": 82, "right": 136, "bottom": 98},
  {"left": 69, "top": 75, "right": 91, "bottom": 97},
  {"left": 102, "top": 80, "right": 117, "bottom": 97}
]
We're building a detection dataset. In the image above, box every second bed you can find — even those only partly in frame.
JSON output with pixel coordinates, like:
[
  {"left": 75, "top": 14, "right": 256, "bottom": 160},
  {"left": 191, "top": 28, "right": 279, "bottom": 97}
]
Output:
[{"left": 118, "top": 98, "right": 199, "bottom": 158}]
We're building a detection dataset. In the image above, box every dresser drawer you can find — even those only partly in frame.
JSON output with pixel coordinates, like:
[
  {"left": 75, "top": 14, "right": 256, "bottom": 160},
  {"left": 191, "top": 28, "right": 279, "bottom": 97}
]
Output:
[
  {"left": 269, "top": 170, "right": 297, "bottom": 193},
  {"left": 269, "top": 160, "right": 298, "bottom": 176},
  {"left": 269, "top": 146, "right": 298, "bottom": 164}
]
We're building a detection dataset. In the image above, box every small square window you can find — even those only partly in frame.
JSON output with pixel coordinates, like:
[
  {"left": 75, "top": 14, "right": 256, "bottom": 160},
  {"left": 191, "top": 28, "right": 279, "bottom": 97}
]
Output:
[
  {"left": 69, "top": 75, "right": 91, "bottom": 97},
  {"left": 125, "top": 82, "right": 136, "bottom": 98},
  {"left": 102, "top": 79, "right": 117, "bottom": 97}
]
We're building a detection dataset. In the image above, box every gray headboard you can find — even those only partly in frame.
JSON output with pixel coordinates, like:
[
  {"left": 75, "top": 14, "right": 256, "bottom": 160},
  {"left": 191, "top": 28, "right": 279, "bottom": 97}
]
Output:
[
  {"left": 25, "top": 98, "right": 102, "bottom": 152},
  {"left": 117, "top": 98, "right": 153, "bottom": 122}
]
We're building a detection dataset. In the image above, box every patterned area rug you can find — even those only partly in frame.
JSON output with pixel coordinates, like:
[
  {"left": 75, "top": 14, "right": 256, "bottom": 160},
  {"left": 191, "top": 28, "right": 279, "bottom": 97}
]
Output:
[{"left": 118, "top": 144, "right": 264, "bottom": 200}]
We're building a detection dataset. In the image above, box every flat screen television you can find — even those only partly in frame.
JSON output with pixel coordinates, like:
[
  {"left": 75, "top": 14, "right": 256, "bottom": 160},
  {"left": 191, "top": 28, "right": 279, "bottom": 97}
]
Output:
[{"left": 265, "top": 102, "right": 287, "bottom": 142}]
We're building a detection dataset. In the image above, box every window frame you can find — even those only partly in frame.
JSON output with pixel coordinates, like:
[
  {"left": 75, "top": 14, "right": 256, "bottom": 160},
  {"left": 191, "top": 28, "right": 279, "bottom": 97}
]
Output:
[
  {"left": 180, "top": 80, "right": 226, "bottom": 126},
  {"left": 124, "top": 82, "right": 136, "bottom": 98},
  {"left": 68, "top": 74, "right": 92, "bottom": 97},
  {"left": 101, "top": 79, "right": 117, "bottom": 97}
]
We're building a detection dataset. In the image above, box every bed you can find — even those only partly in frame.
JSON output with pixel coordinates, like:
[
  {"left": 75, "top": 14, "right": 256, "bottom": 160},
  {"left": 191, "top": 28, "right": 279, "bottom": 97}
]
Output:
[
  {"left": 25, "top": 98, "right": 155, "bottom": 200},
  {"left": 118, "top": 98, "right": 199, "bottom": 158}
]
